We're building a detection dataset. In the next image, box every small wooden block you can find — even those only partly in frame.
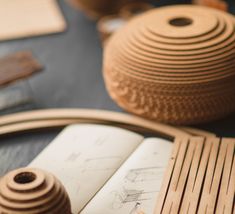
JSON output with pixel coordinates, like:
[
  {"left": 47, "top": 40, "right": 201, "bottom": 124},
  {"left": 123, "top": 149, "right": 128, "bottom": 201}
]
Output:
[{"left": 0, "top": 51, "right": 43, "bottom": 87}]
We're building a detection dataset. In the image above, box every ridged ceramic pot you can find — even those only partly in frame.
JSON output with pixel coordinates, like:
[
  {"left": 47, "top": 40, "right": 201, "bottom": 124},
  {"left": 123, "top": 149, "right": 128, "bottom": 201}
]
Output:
[
  {"left": 0, "top": 168, "right": 72, "bottom": 214},
  {"left": 103, "top": 5, "right": 235, "bottom": 125}
]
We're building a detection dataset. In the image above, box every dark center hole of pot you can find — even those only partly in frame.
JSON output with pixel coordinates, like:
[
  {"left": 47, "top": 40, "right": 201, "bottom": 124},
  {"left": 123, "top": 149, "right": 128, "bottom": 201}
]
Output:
[
  {"left": 169, "top": 17, "right": 193, "bottom": 27},
  {"left": 14, "top": 172, "right": 36, "bottom": 184}
]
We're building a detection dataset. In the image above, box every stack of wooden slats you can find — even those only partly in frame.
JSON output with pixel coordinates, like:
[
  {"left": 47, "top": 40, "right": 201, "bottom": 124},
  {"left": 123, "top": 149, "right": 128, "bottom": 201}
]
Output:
[{"left": 155, "top": 137, "right": 235, "bottom": 213}]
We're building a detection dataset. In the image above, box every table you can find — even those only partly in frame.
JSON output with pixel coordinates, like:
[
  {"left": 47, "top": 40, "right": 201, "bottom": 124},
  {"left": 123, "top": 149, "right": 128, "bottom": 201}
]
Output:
[{"left": 0, "top": 0, "right": 235, "bottom": 176}]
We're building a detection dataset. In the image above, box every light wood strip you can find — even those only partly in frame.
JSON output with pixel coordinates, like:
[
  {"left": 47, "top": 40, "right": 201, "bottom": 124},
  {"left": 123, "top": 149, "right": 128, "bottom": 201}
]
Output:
[
  {"left": 171, "top": 137, "right": 198, "bottom": 212},
  {"left": 197, "top": 138, "right": 221, "bottom": 213},
  {"left": 208, "top": 139, "right": 228, "bottom": 213},
  {"left": 216, "top": 139, "right": 235, "bottom": 214},
  {"left": 188, "top": 137, "right": 214, "bottom": 213},
  {"left": 161, "top": 137, "right": 189, "bottom": 213},
  {"left": 154, "top": 138, "right": 182, "bottom": 213},
  {"left": 180, "top": 137, "right": 205, "bottom": 213}
]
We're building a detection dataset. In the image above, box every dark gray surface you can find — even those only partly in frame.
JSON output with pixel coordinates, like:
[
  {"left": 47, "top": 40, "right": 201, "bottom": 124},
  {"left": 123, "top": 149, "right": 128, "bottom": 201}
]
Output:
[
  {"left": 0, "top": 0, "right": 120, "bottom": 176},
  {"left": 0, "top": 0, "right": 235, "bottom": 176}
]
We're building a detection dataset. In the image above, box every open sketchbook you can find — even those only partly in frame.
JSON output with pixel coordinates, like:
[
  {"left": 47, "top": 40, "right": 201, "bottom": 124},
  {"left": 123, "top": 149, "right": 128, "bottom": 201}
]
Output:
[{"left": 29, "top": 124, "right": 173, "bottom": 214}]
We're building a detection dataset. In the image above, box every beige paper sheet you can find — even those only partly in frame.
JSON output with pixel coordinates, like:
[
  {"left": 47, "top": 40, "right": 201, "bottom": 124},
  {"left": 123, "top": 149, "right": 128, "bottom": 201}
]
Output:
[
  {"left": 81, "top": 138, "right": 173, "bottom": 214},
  {"left": 0, "top": 0, "right": 66, "bottom": 41},
  {"left": 30, "top": 124, "right": 144, "bottom": 213}
]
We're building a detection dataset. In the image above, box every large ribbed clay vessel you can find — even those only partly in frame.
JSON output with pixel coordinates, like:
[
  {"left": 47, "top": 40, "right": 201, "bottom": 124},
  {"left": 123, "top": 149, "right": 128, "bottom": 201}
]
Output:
[
  {"left": 103, "top": 5, "right": 235, "bottom": 125},
  {"left": 0, "top": 168, "right": 71, "bottom": 214}
]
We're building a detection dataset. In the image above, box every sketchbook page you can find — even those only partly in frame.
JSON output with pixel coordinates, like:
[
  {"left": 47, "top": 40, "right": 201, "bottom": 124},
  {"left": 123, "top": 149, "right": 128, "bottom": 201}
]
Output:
[
  {"left": 29, "top": 124, "right": 144, "bottom": 214},
  {"left": 81, "top": 138, "right": 173, "bottom": 214}
]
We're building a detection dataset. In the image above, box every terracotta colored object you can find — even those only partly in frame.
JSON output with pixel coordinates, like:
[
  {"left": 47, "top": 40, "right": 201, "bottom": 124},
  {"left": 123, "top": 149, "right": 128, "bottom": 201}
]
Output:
[
  {"left": 103, "top": 5, "right": 235, "bottom": 125},
  {"left": 0, "top": 168, "right": 71, "bottom": 214},
  {"left": 193, "top": 0, "right": 228, "bottom": 11},
  {"left": 68, "top": 0, "right": 133, "bottom": 19},
  {"left": 119, "top": 1, "right": 154, "bottom": 19}
]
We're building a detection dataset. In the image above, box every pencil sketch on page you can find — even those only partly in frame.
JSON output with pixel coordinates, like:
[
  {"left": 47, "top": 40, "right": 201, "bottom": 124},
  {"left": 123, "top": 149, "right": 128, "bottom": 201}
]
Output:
[
  {"left": 125, "top": 167, "right": 165, "bottom": 183},
  {"left": 110, "top": 187, "right": 157, "bottom": 210}
]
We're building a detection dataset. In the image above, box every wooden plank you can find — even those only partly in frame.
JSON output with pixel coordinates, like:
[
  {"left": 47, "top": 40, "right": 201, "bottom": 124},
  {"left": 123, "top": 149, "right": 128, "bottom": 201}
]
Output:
[
  {"left": 198, "top": 138, "right": 228, "bottom": 213},
  {"left": 180, "top": 137, "right": 206, "bottom": 213},
  {"left": 154, "top": 138, "right": 182, "bottom": 213},
  {"left": 0, "top": 51, "right": 42, "bottom": 86},
  {"left": 216, "top": 139, "right": 235, "bottom": 214},
  {"left": 170, "top": 137, "right": 198, "bottom": 212},
  {"left": 0, "top": 0, "right": 66, "bottom": 41},
  {"left": 161, "top": 137, "right": 189, "bottom": 213}
]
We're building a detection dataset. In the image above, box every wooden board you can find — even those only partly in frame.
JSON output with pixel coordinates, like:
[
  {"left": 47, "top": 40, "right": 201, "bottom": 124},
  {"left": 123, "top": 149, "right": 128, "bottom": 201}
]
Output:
[
  {"left": 0, "top": 0, "right": 66, "bottom": 41},
  {"left": 0, "top": 51, "right": 43, "bottom": 86},
  {"left": 155, "top": 137, "right": 235, "bottom": 214}
]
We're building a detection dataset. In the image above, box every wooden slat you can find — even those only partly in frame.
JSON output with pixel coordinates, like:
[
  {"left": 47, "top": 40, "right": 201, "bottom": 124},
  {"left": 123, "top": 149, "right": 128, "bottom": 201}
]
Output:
[
  {"left": 154, "top": 138, "right": 183, "bottom": 213},
  {"left": 198, "top": 138, "right": 225, "bottom": 213},
  {"left": 155, "top": 137, "right": 202, "bottom": 213},
  {"left": 216, "top": 139, "right": 235, "bottom": 214},
  {"left": 180, "top": 137, "right": 206, "bottom": 213},
  {"left": 0, "top": 51, "right": 42, "bottom": 86},
  {"left": 171, "top": 137, "right": 198, "bottom": 212},
  {"left": 155, "top": 137, "right": 235, "bottom": 214}
]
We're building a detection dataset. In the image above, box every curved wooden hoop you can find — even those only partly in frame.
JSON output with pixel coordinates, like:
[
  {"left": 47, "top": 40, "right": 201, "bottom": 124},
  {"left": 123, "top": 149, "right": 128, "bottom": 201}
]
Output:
[
  {"left": 0, "top": 109, "right": 215, "bottom": 139},
  {"left": 0, "top": 109, "right": 190, "bottom": 139}
]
